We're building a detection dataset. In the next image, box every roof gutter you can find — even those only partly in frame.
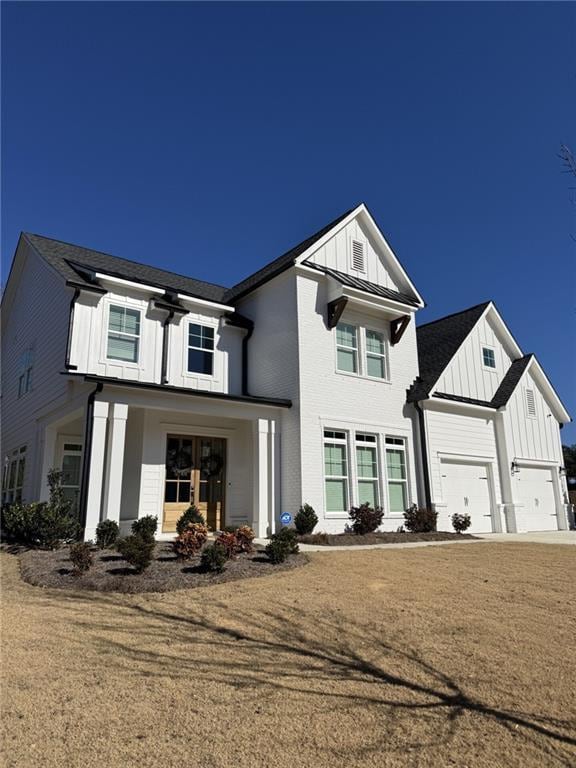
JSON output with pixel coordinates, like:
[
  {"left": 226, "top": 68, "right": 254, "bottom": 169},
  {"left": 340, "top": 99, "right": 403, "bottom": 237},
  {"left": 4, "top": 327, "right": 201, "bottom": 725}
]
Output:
[
  {"left": 413, "top": 400, "right": 432, "bottom": 510},
  {"left": 78, "top": 381, "right": 104, "bottom": 539}
]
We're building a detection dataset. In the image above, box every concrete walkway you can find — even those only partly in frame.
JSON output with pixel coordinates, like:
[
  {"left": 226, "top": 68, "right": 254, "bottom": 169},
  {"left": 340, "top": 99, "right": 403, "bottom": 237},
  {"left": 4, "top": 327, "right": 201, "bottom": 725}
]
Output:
[{"left": 255, "top": 529, "right": 576, "bottom": 552}]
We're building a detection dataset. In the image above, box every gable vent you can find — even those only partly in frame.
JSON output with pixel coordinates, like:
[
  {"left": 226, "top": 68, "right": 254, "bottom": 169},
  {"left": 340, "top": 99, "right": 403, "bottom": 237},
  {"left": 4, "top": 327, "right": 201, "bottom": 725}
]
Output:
[
  {"left": 351, "top": 240, "right": 365, "bottom": 272},
  {"left": 526, "top": 388, "right": 536, "bottom": 417}
]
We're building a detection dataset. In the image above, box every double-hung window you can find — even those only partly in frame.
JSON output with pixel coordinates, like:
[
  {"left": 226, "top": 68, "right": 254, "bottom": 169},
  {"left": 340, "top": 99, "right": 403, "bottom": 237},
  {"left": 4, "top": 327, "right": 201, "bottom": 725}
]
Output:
[
  {"left": 188, "top": 323, "right": 215, "bottom": 375},
  {"left": 355, "top": 433, "right": 380, "bottom": 508},
  {"left": 365, "top": 330, "right": 387, "bottom": 379},
  {"left": 336, "top": 323, "right": 358, "bottom": 373},
  {"left": 107, "top": 305, "right": 141, "bottom": 363},
  {"left": 323, "top": 430, "right": 349, "bottom": 513},
  {"left": 385, "top": 438, "right": 408, "bottom": 513},
  {"left": 2, "top": 446, "right": 26, "bottom": 504}
]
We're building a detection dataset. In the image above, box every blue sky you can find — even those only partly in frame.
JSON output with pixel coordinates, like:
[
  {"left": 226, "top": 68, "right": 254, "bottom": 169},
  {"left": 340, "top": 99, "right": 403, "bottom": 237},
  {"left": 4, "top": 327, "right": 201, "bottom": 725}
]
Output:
[{"left": 2, "top": 2, "right": 575, "bottom": 440}]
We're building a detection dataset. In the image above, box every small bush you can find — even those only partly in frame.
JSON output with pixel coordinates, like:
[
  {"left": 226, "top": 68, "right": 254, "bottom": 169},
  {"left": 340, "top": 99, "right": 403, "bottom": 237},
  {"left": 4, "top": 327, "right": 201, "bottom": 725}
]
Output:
[
  {"left": 131, "top": 515, "right": 158, "bottom": 542},
  {"left": 348, "top": 503, "right": 384, "bottom": 535},
  {"left": 173, "top": 523, "right": 208, "bottom": 559},
  {"left": 294, "top": 503, "right": 318, "bottom": 536},
  {"left": 1, "top": 502, "right": 39, "bottom": 545},
  {"left": 95, "top": 520, "right": 120, "bottom": 549},
  {"left": 215, "top": 530, "right": 240, "bottom": 559},
  {"left": 451, "top": 513, "right": 472, "bottom": 534},
  {"left": 404, "top": 505, "right": 438, "bottom": 533},
  {"left": 117, "top": 535, "right": 154, "bottom": 573},
  {"left": 69, "top": 542, "right": 93, "bottom": 573},
  {"left": 265, "top": 538, "right": 290, "bottom": 564},
  {"left": 176, "top": 506, "right": 205, "bottom": 535},
  {"left": 201, "top": 544, "right": 227, "bottom": 573},
  {"left": 235, "top": 525, "right": 255, "bottom": 553},
  {"left": 272, "top": 527, "right": 299, "bottom": 553}
]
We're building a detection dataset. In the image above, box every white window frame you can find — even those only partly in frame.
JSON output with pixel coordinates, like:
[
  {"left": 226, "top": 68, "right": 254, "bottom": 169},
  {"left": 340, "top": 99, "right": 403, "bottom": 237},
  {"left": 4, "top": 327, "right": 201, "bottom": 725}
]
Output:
[
  {"left": 186, "top": 321, "right": 216, "bottom": 378},
  {"left": 525, "top": 387, "right": 537, "bottom": 419},
  {"left": 384, "top": 437, "right": 409, "bottom": 516},
  {"left": 364, "top": 326, "right": 390, "bottom": 381},
  {"left": 2, "top": 446, "right": 26, "bottom": 505},
  {"left": 323, "top": 429, "right": 350, "bottom": 517},
  {"left": 482, "top": 345, "right": 497, "bottom": 371},
  {"left": 335, "top": 322, "right": 359, "bottom": 375},
  {"left": 350, "top": 237, "right": 366, "bottom": 273},
  {"left": 106, "top": 303, "right": 142, "bottom": 365},
  {"left": 355, "top": 433, "right": 381, "bottom": 508}
]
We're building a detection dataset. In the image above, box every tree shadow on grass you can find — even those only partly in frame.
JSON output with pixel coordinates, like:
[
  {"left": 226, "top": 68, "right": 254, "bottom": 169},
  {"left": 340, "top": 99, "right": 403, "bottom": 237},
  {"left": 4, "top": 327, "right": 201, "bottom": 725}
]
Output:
[{"left": 39, "top": 592, "right": 576, "bottom": 766}]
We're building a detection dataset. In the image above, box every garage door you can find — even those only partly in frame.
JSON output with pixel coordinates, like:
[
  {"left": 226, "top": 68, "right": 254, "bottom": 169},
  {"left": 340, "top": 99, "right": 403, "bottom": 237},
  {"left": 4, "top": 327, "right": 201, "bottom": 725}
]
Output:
[
  {"left": 514, "top": 467, "right": 558, "bottom": 532},
  {"left": 439, "top": 462, "right": 494, "bottom": 533}
]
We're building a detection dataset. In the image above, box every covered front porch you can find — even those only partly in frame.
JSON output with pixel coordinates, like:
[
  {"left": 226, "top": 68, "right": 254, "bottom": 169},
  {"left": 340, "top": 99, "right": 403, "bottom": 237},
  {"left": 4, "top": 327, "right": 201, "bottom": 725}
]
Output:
[{"left": 40, "top": 377, "right": 290, "bottom": 542}]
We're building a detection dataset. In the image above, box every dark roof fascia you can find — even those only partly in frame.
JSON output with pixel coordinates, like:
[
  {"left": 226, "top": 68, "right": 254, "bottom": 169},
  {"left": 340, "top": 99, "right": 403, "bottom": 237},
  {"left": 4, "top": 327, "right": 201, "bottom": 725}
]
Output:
[
  {"left": 62, "top": 372, "right": 292, "bottom": 409},
  {"left": 432, "top": 392, "right": 497, "bottom": 409},
  {"left": 65, "top": 279, "right": 107, "bottom": 295}
]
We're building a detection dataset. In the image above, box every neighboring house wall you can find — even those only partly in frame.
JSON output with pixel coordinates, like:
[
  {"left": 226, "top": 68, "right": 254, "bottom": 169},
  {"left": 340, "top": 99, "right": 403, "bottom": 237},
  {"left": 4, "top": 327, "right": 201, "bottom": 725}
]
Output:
[
  {"left": 1, "top": 241, "right": 71, "bottom": 502},
  {"left": 434, "top": 313, "right": 514, "bottom": 401}
]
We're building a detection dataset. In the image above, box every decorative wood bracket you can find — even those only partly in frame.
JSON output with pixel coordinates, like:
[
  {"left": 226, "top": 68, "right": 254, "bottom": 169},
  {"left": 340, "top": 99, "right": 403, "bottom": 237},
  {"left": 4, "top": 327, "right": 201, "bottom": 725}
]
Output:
[
  {"left": 327, "top": 297, "right": 348, "bottom": 329},
  {"left": 390, "top": 315, "right": 410, "bottom": 346}
]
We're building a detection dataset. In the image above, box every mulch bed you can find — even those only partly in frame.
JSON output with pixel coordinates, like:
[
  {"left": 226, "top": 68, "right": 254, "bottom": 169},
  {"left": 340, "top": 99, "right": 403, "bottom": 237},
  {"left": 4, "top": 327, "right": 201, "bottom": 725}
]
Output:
[
  {"left": 298, "top": 531, "right": 478, "bottom": 546},
  {"left": 17, "top": 542, "right": 308, "bottom": 594}
]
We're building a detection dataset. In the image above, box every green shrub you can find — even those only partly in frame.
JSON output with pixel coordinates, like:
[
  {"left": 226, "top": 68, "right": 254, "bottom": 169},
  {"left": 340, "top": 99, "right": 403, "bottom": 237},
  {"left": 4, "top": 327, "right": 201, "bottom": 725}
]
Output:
[
  {"left": 348, "top": 503, "right": 384, "bottom": 535},
  {"left": 117, "top": 535, "right": 154, "bottom": 573},
  {"left": 272, "top": 527, "right": 299, "bottom": 553},
  {"left": 294, "top": 503, "right": 318, "bottom": 536},
  {"left": 176, "top": 506, "right": 205, "bottom": 535},
  {"left": 69, "top": 542, "right": 93, "bottom": 573},
  {"left": 1, "top": 502, "right": 39, "bottom": 545},
  {"left": 131, "top": 515, "right": 158, "bottom": 542},
  {"left": 265, "top": 538, "right": 290, "bottom": 564},
  {"left": 95, "top": 520, "right": 120, "bottom": 549},
  {"left": 451, "top": 513, "right": 471, "bottom": 534},
  {"left": 201, "top": 543, "right": 227, "bottom": 573},
  {"left": 404, "top": 505, "right": 438, "bottom": 533},
  {"left": 235, "top": 525, "right": 255, "bottom": 553},
  {"left": 173, "top": 523, "right": 208, "bottom": 559}
]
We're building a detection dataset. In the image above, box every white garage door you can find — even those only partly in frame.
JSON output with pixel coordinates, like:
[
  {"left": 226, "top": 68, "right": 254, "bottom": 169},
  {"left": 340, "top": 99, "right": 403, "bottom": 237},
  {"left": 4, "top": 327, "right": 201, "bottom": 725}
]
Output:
[
  {"left": 514, "top": 467, "right": 558, "bottom": 532},
  {"left": 439, "top": 462, "right": 494, "bottom": 533}
]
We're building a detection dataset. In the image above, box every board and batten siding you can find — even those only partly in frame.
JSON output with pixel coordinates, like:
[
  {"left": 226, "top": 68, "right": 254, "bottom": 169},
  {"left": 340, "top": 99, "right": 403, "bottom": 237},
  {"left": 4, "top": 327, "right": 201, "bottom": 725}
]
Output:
[
  {"left": 304, "top": 217, "right": 403, "bottom": 290},
  {"left": 0, "top": 241, "right": 71, "bottom": 501},
  {"left": 295, "top": 272, "right": 420, "bottom": 531},
  {"left": 434, "top": 314, "right": 514, "bottom": 402},
  {"left": 425, "top": 407, "right": 502, "bottom": 507},
  {"left": 503, "top": 369, "right": 562, "bottom": 463}
]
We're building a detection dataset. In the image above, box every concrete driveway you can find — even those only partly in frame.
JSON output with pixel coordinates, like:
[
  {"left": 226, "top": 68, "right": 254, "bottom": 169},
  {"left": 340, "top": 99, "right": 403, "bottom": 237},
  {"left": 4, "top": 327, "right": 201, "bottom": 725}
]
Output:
[{"left": 480, "top": 530, "right": 576, "bottom": 545}]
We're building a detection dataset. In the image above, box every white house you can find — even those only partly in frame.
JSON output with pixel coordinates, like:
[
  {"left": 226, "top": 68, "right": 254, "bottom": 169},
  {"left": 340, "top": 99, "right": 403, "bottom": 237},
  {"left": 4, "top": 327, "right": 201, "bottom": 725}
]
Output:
[{"left": 1, "top": 204, "right": 572, "bottom": 539}]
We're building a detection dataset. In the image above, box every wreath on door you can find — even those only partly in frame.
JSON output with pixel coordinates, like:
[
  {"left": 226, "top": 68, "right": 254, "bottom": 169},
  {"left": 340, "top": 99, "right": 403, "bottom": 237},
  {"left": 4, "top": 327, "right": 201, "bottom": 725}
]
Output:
[
  {"left": 167, "top": 447, "right": 193, "bottom": 478},
  {"left": 201, "top": 452, "right": 223, "bottom": 478}
]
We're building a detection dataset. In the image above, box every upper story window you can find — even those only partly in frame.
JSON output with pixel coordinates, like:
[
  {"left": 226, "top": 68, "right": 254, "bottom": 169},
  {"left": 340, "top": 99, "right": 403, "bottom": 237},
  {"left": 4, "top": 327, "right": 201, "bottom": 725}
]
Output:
[
  {"left": 188, "top": 323, "right": 215, "bottom": 375},
  {"left": 336, "top": 323, "right": 389, "bottom": 380},
  {"left": 336, "top": 323, "right": 358, "bottom": 373},
  {"left": 17, "top": 349, "right": 34, "bottom": 398},
  {"left": 351, "top": 239, "right": 366, "bottom": 272},
  {"left": 2, "top": 445, "right": 26, "bottom": 504},
  {"left": 482, "top": 346, "right": 496, "bottom": 369},
  {"left": 525, "top": 388, "right": 537, "bottom": 418},
  {"left": 107, "top": 305, "right": 141, "bottom": 363}
]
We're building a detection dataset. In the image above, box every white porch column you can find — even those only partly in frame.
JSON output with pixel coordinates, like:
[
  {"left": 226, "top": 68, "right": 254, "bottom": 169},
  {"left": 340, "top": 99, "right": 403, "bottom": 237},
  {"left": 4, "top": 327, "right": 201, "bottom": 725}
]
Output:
[
  {"left": 39, "top": 425, "right": 58, "bottom": 502},
  {"left": 268, "top": 419, "right": 280, "bottom": 536},
  {"left": 494, "top": 410, "right": 515, "bottom": 533},
  {"left": 84, "top": 401, "right": 110, "bottom": 541},
  {"left": 102, "top": 403, "right": 128, "bottom": 526},
  {"left": 253, "top": 418, "right": 270, "bottom": 538}
]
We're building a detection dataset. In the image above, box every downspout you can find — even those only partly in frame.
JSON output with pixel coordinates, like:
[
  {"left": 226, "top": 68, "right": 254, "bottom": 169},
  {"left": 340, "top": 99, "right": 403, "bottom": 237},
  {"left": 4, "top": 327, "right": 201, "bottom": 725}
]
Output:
[
  {"left": 161, "top": 309, "right": 175, "bottom": 384},
  {"left": 414, "top": 401, "right": 432, "bottom": 509},
  {"left": 241, "top": 324, "right": 254, "bottom": 396},
  {"left": 64, "top": 287, "right": 81, "bottom": 370},
  {"left": 78, "top": 382, "right": 103, "bottom": 538}
]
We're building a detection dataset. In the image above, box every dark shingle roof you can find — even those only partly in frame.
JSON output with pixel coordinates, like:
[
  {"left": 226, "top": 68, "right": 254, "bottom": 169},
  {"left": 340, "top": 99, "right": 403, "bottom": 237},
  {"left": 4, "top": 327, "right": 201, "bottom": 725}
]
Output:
[
  {"left": 306, "top": 264, "right": 420, "bottom": 307},
  {"left": 223, "top": 207, "right": 356, "bottom": 302},
  {"left": 408, "top": 302, "right": 491, "bottom": 402},
  {"left": 491, "top": 354, "right": 533, "bottom": 408},
  {"left": 24, "top": 233, "right": 228, "bottom": 303}
]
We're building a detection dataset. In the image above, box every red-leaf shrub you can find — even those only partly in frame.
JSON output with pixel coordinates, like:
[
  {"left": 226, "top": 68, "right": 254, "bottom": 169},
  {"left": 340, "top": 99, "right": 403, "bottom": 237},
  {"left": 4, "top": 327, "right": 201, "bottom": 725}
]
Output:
[
  {"left": 173, "top": 523, "right": 208, "bottom": 559},
  {"left": 348, "top": 503, "right": 384, "bottom": 535},
  {"left": 235, "top": 525, "right": 255, "bottom": 553},
  {"left": 215, "top": 530, "right": 239, "bottom": 560}
]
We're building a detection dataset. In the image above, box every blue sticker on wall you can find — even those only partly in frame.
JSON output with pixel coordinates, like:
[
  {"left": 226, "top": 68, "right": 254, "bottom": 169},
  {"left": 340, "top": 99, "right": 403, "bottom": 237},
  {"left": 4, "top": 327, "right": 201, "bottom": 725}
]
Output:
[{"left": 280, "top": 512, "right": 292, "bottom": 526}]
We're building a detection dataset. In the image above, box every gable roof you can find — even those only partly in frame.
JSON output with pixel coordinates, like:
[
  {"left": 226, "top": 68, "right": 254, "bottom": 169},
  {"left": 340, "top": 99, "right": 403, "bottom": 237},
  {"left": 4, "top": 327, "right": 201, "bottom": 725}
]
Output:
[
  {"left": 408, "top": 301, "right": 491, "bottom": 402},
  {"left": 23, "top": 233, "right": 228, "bottom": 303},
  {"left": 224, "top": 207, "right": 356, "bottom": 302}
]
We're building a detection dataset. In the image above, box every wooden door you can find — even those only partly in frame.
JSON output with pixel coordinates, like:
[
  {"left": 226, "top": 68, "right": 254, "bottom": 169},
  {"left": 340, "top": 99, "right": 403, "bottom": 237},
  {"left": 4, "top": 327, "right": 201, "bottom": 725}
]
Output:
[{"left": 163, "top": 435, "right": 225, "bottom": 533}]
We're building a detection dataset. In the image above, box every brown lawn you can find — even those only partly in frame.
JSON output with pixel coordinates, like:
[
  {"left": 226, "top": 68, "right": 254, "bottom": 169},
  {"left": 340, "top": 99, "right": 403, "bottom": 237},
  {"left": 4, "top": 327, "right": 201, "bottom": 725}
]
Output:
[{"left": 1, "top": 543, "right": 575, "bottom": 768}]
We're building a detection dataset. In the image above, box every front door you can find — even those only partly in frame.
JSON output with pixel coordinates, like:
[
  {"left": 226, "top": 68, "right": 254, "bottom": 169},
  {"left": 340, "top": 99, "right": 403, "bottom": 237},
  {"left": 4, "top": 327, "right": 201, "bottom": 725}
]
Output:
[{"left": 163, "top": 435, "right": 226, "bottom": 533}]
